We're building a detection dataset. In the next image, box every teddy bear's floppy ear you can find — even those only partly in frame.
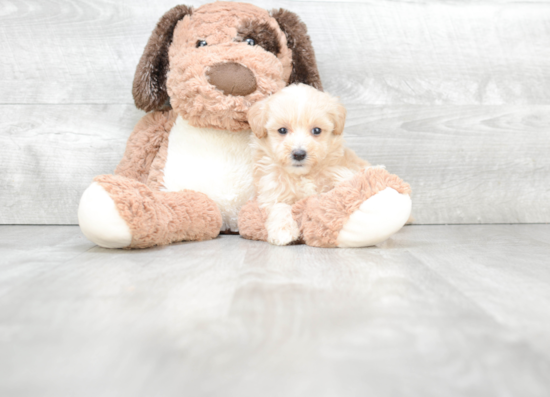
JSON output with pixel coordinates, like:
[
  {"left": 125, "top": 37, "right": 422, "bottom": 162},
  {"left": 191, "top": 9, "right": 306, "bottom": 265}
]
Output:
[
  {"left": 133, "top": 5, "right": 192, "bottom": 112},
  {"left": 270, "top": 9, "right": 323, "bottom": 91},
  {"left": 247, "top": 99, "right": 269, "bottom": 139}
]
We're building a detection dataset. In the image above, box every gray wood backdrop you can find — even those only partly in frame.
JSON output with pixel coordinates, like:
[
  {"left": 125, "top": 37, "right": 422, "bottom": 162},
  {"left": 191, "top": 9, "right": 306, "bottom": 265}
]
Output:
[{"left": 1, "top": 0, "right": 549, "bottom": 225}]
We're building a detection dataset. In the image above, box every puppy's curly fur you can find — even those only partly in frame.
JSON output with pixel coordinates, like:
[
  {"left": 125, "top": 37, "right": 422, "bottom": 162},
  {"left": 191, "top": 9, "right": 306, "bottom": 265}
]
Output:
[{"left": 248, "top": 84, "right": 369, "bottom": 245}]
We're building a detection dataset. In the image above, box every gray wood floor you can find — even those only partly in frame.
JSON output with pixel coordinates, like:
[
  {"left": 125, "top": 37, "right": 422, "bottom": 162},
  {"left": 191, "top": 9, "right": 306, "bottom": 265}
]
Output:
[{"left": 1, "top": 225, "right": 549, "bottom": 397}]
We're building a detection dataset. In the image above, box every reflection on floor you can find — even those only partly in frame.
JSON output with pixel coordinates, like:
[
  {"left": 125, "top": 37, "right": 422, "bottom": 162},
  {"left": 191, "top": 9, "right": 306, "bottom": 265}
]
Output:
[{"left": 1, "top": 225, "right": 549, "bottom": 397}]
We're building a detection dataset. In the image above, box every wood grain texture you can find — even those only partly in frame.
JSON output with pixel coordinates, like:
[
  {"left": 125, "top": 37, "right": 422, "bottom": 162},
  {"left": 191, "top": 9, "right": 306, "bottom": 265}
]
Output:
[
  {"left": 0, "top": 105, "right": 142, "bottom": 224},
  {"left": 1, "top": 0, "right": 549, "bottom": 224},
  {"left": 0, "top": 0, "right": 549, "bottom": 105},
  {"left": 345, "top": 104, "right": 550, "bottom": 224},
  {"left": 1, "top": 104, "right": 548, "bottom": 224},
  {"left": 1, "top": 225, "right": 549, "bottom": 396}
]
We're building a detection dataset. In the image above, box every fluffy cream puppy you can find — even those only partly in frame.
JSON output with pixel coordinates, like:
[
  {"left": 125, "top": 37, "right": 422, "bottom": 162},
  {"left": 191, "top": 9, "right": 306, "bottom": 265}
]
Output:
[{"left": 247, "top": 84, "right": 369, "bottom": 245}]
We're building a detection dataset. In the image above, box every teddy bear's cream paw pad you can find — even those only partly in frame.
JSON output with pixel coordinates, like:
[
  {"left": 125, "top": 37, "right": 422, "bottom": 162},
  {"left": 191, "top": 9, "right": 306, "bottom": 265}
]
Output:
[
  {"left": 266, "top": 203, "right": 301, "bottom": 246},
  {"left": 78, "top": 182, "right": 132, "bottom": 249},
  {"left": 337, "top": 187, "right": 411, "bottom": 248}
]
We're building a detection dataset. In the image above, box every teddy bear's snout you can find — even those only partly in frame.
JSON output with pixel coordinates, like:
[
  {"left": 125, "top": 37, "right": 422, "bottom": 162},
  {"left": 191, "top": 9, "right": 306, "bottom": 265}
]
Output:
[{"left": 206, "top": 62, "right": 257, "bottom": 97}]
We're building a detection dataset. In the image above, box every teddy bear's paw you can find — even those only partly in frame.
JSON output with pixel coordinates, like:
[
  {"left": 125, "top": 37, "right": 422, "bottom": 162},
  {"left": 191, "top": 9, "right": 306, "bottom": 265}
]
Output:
[
  {"left": 266, "top": 203, "right": 301, "bottom": 246},
  {"left": 78, "top": 182, "right": 132, "bottom": 249},
  {"left": 336, "top": 187, "right": 411, "bottom": 248}
]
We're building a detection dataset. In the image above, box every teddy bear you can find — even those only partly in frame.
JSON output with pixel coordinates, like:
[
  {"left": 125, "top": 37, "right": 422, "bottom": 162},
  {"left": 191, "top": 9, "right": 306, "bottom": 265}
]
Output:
[{"left": 78, "top": 1, "right": 411, "bottom": 249}]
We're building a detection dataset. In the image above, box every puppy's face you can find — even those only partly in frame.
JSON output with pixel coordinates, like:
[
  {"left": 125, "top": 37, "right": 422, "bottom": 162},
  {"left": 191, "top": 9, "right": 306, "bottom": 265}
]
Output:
[{"left": 249, "top": 84, "right": 347, "bottom": 175}]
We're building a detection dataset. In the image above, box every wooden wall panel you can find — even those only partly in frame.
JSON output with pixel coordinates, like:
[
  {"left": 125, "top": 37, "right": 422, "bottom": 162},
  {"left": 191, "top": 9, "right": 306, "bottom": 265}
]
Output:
[
  {"left": 0, "top": 0, "right": 549, "bottom": 224},
  {"left": 1, "top": 0, "right": 549, "bottom": 105},
  {"left": 0, "top": 105, "right": 140, "bottom": 224},
  {"left": 1, "top": 104, "right": 548, "bottom": 224},
  {"left": 346, "top": 105, "right": 550, "bottom": 224}
]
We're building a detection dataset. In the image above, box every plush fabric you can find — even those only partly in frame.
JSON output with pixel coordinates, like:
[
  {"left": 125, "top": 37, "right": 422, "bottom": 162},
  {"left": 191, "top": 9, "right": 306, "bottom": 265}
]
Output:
[
  {"left": 159, "top": 116, "right": 255, "bottom": 232},
  {"left": 80, "top": 2, "right": 326, "bottom": 249},
  {"left": 206, "top": 62, "right": 258, "bottom": 96},
  {"left": 270, "top": 9, "right": 323, "bottom": 91},
  {"left": 236, "top": 19, "right": 282, "bottom": 56},
  {"left": 238, "top": 167, "right": 411, "bottom": 247},
  {"left": 130, "top": 2, "right": 322, "bottom": 131},
  {"left": 94, "top": 175, "right": 222, "bottom": 249},
  {"left": 133, "top": 6, "right": 193, "bottom": 112},
  {"left": 294, "top": 167, "right": 411, "bottom": 247},
  {"left": 336, "top": 187, "right": 412, "bottom": 248},
  {"left": 78, "top": 182, "right": 133, "bottom": 249},
  {"left": 79, "top": 1, "right": 411, "bottom": 250},
  {"left": 115, "top": 110, "right": 177, "bottom": 184},
  {"left": 168, "top": 20, "right": 287, "bottom": 131},
  {"left": 237, "top": 198, "right": 268, "bottom": 241}
]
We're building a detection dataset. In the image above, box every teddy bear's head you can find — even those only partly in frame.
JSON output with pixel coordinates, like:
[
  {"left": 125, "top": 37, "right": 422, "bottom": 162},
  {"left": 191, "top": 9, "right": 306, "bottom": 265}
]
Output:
[{"left": 132, "top": 2, "right": 323, "bottom": 131}]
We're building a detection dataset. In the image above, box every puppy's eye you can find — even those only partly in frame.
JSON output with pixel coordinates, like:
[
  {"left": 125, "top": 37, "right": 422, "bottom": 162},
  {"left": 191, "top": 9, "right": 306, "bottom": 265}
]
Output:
[
  {"left": 278, "top": 128, "right": 288, "bottom": 135},
  {"left": 196, "top": 40, "right": 207, "bottom": 48},
  {"left": 312, "top": 127, "right": 322, "bottom": 135},
  {"left": 245, "top": 38, "right": 256, "bottom": 46}
]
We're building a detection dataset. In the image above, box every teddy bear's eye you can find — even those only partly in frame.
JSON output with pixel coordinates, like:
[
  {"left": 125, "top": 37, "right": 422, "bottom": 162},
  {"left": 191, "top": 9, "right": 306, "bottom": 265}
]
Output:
[
  {"left": 278, "top": 128, "right": 288, "bottom": 135},
  {"left": 196, "top": 40, "right": 208, "bottom": 48},
  {"left": 312, "top": 127, "right": 322, "bottom": 135},
  {"left": 245, "top": 38, "right": 256, "bottom": 46}
]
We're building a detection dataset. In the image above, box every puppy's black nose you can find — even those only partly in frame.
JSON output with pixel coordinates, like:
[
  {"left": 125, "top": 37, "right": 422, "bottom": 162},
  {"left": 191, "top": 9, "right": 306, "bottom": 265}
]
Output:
[{"left": 292, "top": 150, "right": 307, "bottom": 161}]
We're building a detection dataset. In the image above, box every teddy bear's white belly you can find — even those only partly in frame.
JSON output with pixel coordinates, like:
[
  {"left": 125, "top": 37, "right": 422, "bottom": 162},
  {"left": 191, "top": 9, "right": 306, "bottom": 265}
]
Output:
[{"left": 161, "top": 116, "right": 255, "bottom": 232}]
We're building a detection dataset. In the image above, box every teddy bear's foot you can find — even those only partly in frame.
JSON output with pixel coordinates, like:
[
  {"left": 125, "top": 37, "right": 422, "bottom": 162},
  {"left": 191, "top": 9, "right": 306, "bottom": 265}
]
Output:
[
  {"left": 294, "top": 167, "right": 411, "bottom": 248},
  {"left": 78, "top": 174, "right": 222, "bottom": 249},
  {"left": 78, "top": 181, "right": 133, "bottom": 249},
  {"left": 336, "top": 187, "right": 411, "bottom": 247}
]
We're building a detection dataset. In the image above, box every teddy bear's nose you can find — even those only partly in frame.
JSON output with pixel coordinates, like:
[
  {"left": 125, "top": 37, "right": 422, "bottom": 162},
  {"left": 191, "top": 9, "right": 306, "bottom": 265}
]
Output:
[{"left": 206, "top": 62, "right": 257, "bottom": 96}]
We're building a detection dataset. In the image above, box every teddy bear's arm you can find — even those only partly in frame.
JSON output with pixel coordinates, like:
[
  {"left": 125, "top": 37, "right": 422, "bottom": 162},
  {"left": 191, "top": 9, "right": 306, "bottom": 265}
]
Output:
[{"left": 114, "top": 110, "right": 177, "bottom": 183}]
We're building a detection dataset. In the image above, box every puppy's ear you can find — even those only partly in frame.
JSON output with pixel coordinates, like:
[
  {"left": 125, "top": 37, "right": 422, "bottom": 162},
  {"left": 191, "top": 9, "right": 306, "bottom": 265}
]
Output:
[
  {"left": 270, "top": 9, "right": 323, "bottom": 91},
  {"left": 331, "top": 102, "right": 347, "bottom": 135},
  {"left": 133, "top": 5, "right": 192, "bottom": 112},
  {"left": 247, "top": 100, "right": 269, "bottom": 139}
]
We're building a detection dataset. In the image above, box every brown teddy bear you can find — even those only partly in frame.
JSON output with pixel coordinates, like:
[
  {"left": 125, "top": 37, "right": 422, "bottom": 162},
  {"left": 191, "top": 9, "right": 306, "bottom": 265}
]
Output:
[{"left": 78, "top": 2, "right": 411, "bottom": 249}]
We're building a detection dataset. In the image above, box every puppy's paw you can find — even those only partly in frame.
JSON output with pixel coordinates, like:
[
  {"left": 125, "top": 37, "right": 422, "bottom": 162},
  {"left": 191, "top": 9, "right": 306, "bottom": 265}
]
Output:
[
  {"left": 268, "top": 224, "right": 300, "bottom": 246},
  {"left": 266, "top": 203, "right": 301, "bottom": 246}
]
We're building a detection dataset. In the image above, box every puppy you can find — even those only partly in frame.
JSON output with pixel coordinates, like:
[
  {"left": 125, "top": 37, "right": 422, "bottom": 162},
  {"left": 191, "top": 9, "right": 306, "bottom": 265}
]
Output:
[{"left": 247, "top": 84, "right": 369, "bottom": 245}]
